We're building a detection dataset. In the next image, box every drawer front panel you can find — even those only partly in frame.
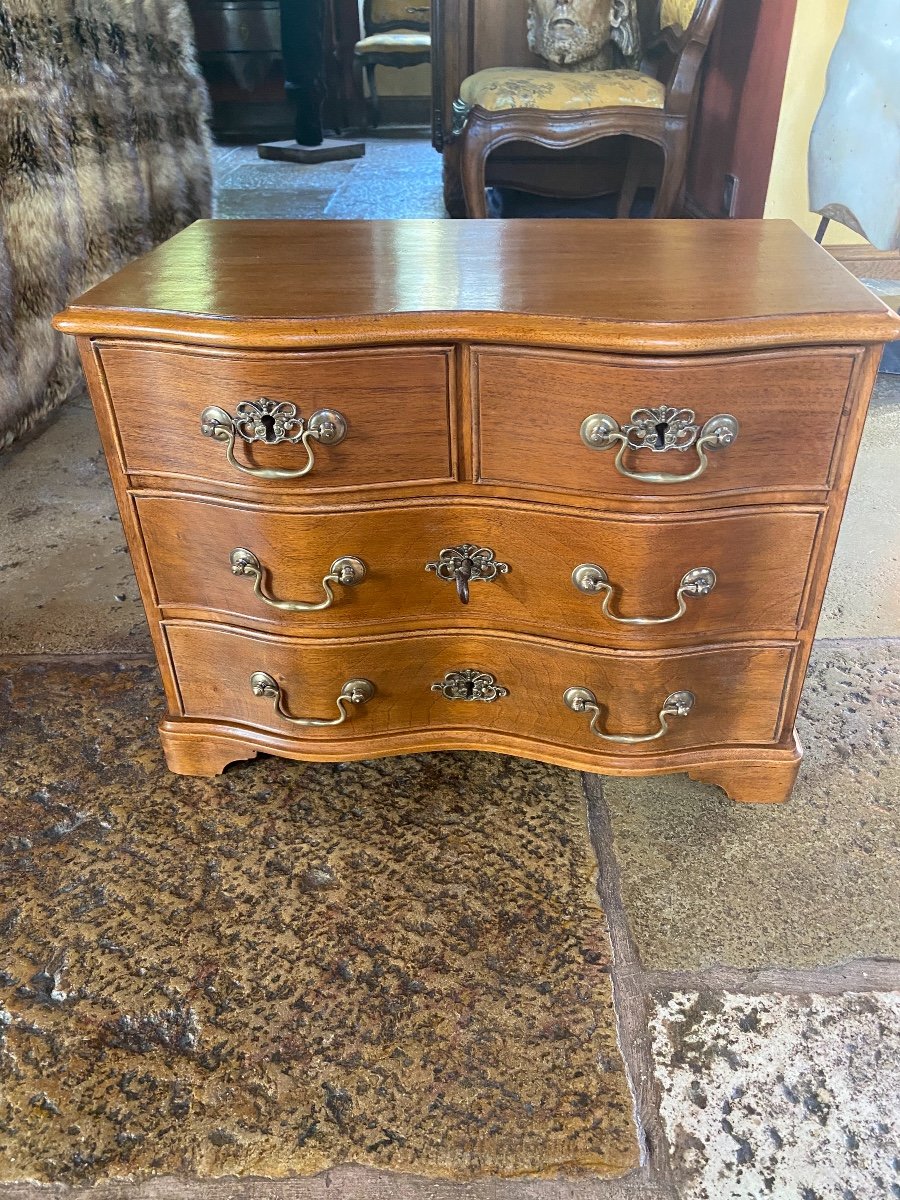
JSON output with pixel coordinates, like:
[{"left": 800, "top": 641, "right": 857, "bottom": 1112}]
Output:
[
  {"left": 139, "top": 496, "right": 820, "bottom": 643},
  {"left": 192, "top": 3, "right": 280, "bottom": 53},
  {"left": 475, "top": 347, "right": 856, "bottom": 501},
  {"left": 166, "top": 623, "right": 794, "bottom": 753},
  {"left": 100, "top": 344, "right": 454, "bottom": 493}
]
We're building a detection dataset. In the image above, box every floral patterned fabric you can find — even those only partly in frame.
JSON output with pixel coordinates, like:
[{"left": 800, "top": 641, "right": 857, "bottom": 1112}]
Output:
[
  {"left": 371, "top": 0, "right": 429, "bottom": 22},
  {"left": 458, "top": 67, "right": 665, "bottom": 113},
  {"left": 660, "top": 0, "right": 699, "bottom": 31},
  {"left": 355, "top": 31, "right": 431, "bottom": 53}
]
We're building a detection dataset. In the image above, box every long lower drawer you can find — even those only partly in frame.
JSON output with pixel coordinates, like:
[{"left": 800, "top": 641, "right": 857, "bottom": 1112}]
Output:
[
  {"left": 139, "top": 495, "right": 821, "bottom": 645},
  {"left": 165, "top": 622, "right": 796, "bottom": 756}
]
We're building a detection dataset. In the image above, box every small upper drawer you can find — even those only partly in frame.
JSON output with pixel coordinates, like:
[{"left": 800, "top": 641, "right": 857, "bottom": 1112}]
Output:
[
  {"left": 474, "top": 346, "right": 858, "bottom": 502},
  {"left": 98, "top": 343, "right": 454, "bottom": 494}
]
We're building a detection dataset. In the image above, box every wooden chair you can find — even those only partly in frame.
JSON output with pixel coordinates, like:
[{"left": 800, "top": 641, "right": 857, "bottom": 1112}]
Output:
[
  {"left": 354, "top": 0, "right": 432, "bottom": 129},
  {"left": 452, "top": 0, "right": 724, "bottom": 218}
]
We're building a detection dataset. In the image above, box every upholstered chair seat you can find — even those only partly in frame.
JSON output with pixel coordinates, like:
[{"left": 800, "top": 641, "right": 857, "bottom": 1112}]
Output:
[
  {"left": 355, "top": 31, "right": 431, "bottom": 55},
  {"left": 459, "top": 67, "right": 666, "bottom": 113},
  {"left": 447, "top": 0, "right": 723, "bottom": 219}
]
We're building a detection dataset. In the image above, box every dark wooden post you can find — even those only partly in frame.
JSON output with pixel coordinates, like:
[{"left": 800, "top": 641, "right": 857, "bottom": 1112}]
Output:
[
  {"left": 280, "top": 0, "right": 327, "bottom": 146},
  {"left": 258, "top": 0, "right": 365, "bottom": 162}
]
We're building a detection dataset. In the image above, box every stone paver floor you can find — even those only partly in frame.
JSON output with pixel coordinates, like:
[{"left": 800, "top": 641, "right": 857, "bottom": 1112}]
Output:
[{"left": 1, "top": 137, "right": 898, "bottom": 1199}]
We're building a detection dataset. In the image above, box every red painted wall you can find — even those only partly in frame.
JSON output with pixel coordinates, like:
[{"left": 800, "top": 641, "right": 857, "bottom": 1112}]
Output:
[{"left": 686, "top": 0, "right": 797, "bottom": 218}]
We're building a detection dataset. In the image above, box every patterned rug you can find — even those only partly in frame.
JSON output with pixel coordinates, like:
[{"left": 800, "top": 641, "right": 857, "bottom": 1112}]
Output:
[{"left": 0, "top": 661, "right": 637, "bottom": 1185}]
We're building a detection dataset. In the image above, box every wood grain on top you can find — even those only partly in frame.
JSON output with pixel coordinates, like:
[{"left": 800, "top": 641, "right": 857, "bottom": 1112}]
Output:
[{"left": 54, "top": 219, "right": 900, "bottom": 353}]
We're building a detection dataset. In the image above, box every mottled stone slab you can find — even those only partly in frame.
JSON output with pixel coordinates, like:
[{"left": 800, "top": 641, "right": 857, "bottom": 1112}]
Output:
[
  {"left": 0, "top": 1164, "right": 669, "bottom": 1200},
  {"left": 821, "top": 373, "right": 900, "bottom": 639},
  {"left": 650, "top": 991, "right": 900, "bottom": 1199},
  {"left": 0, "top": 661, "right": 637, "bottom": 1186},
  {"left": 0, "top": 398, "right": 150, "bottom": 656},
  {"left": 594, "top": 640, "right": 900, "bottom": 969},
  {"left": 325, "top": 140, "right": 445, "bottom": 219}
]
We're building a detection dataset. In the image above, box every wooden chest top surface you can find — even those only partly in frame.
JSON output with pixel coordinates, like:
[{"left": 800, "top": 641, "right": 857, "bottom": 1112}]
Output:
[{"left": 54, "top": 219, "right": 900, "bottom": 354}]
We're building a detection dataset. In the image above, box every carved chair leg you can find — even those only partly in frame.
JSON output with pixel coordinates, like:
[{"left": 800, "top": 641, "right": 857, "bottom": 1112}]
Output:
[
  {"left": 617, "top": 138, "right": 645, "bottom": 218},
  {"left": 651, "top": 131, "right": 688, "bottom": 218},
  {"left": 460, "top": 124, "right": 492, "bottom": 218},
  {"left": 442, "top": 139, "right": 467, "bottom": 218},
  {"left": 352, "top": 57, "right": 367, "bottom": 130},
  {"left": 365, "top": 62, "right": 380, "bottom": 129}
]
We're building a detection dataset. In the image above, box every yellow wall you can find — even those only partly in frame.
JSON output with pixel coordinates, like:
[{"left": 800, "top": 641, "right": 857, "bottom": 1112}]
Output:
[
  {"left": 764, "top": 0, "right": 866, "bottom": 244},
  {"left": 376, "top": 62, "right": 431, "bottom": 97}
]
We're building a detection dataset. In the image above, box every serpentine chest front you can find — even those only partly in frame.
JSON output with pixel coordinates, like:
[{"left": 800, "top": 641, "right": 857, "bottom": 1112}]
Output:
[{"left": 55, "top": 218, "right": 900, "bottom": 802}]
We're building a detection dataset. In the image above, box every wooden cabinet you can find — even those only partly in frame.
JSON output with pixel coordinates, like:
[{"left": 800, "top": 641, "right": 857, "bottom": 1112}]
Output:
[
  {"left": 187, "top": 0, "right": 288, "bottom": 137},
  {"left": 55, "top": 218, "right": 900, "bottom": 803},
  {"left": 187, "top": 0, "right": 362, "bottom": 137}
]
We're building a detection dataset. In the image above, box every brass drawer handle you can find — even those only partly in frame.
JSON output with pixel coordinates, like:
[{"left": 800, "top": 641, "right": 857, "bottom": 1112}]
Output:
[
  {"left": 572, "top": 564, "right": 716, "bottom": 625},
  {"left": 250, "top": 673, "right": 375, "bottom": 726},
  {"left": 425, "top": 543, "right": 510, "bottom": 605},
  {"left": 231, "top": 548, "right": 366, "bottom": 612},
  {"left": 580, "top": 406, "right": 738, "bottom": 485},
  {"left": 564, "top": 687, "right": 694, "bottom": 744},
  {"left": 201, "top": 399, "right": 347, "bottom": 480}
]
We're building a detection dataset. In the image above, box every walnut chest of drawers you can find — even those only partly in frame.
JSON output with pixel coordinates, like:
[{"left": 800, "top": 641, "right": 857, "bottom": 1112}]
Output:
[{"left": 55, "top": 219, "right": 900, "bottom": 803}]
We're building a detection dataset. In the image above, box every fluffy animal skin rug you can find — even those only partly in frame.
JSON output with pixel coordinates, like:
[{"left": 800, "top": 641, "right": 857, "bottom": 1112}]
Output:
[{"left": 0, "top": 0, "right": 212, "bottom": 450}]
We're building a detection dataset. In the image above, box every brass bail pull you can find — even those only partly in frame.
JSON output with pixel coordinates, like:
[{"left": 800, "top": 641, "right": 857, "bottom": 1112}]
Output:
[
  {"left": 201, "top": 402, "right": 347, "bottom": 481},
  {"left": 564, "top": 688, "right": 695, "bottom": 744},
  {"left": 580, "top": 409, "right": 739, "bottom": 485},
  {"left": 572, "top": 564, "right": 717, "bottom": 625},
  {"left": 250, "top": 674, "right": 375, "bottom": 727},
  {"left": 231, "top": 549, "right": 367, "bottom": 613}
]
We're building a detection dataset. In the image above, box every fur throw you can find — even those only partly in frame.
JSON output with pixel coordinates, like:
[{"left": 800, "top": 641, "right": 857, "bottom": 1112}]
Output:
[{"left": 0, "top": 0, "right": 213, "bottom": 450}]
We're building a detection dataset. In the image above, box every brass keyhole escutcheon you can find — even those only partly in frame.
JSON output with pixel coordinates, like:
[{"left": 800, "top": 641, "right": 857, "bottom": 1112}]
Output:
[
  {"left": 425, "top": 544, "right": 510, "bottom": 605},
  {"left": 580, "top": 407, "right": 739, "bottom": 485}
]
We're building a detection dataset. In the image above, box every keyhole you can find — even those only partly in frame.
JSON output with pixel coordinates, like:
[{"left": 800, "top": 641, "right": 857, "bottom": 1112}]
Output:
[
  {"left": 455, "top": 557, "right": 472, "bottom": 605},
  {"left": 462, "top": 679, "right": 475, "bottom": 698},
  {"left": 654, "top": 420, "right": 669, "bottom": 449},
  {"left": 260, "top": 413, "right": 278, "bottom": 442}
]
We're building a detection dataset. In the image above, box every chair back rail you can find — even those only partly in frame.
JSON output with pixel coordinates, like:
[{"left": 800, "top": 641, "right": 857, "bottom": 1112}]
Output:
[
  {"left": 646, "top": 0, "right": 724, "bottom": 116},
  {"left": 365, "top": 0, "right": 431, "bottom": 34}
]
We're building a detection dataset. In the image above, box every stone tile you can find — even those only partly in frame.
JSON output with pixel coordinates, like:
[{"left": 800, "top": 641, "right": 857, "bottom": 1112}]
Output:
[
  {"left": 0, "top": 1166, "right": 670, "bottom": 1200},
  {"left": 820, "top": 373, "right": 900, "bottom": 639},
  {"left": 594, "top": 640, "right": 900, "bottom": 970},
  {"left": 326, "top": 140, "right": 444, "bottom": 219},
  {"left": 214, "top": 187, "right": 338, "bottom": 220},
  {"left": 212, "top": 157, "right": 360, "bottom": 220},
  {"left": 209, "top": 138, "right": 443, "bottom": 222},
  {"left": 0, "top": 660, "right": 637, "bottom": 1185},
  {"left": 649, "top": 990, "right": 900, "bottom": 1200},
  {"left": 0, "top": 397, "right": 149, "bottom": 656},
  {"left": 221, "top": 158, "right": 358, "bottom": 193},
  {"left": 210, "top": 144, "right": 260, "bottom": 185}
]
